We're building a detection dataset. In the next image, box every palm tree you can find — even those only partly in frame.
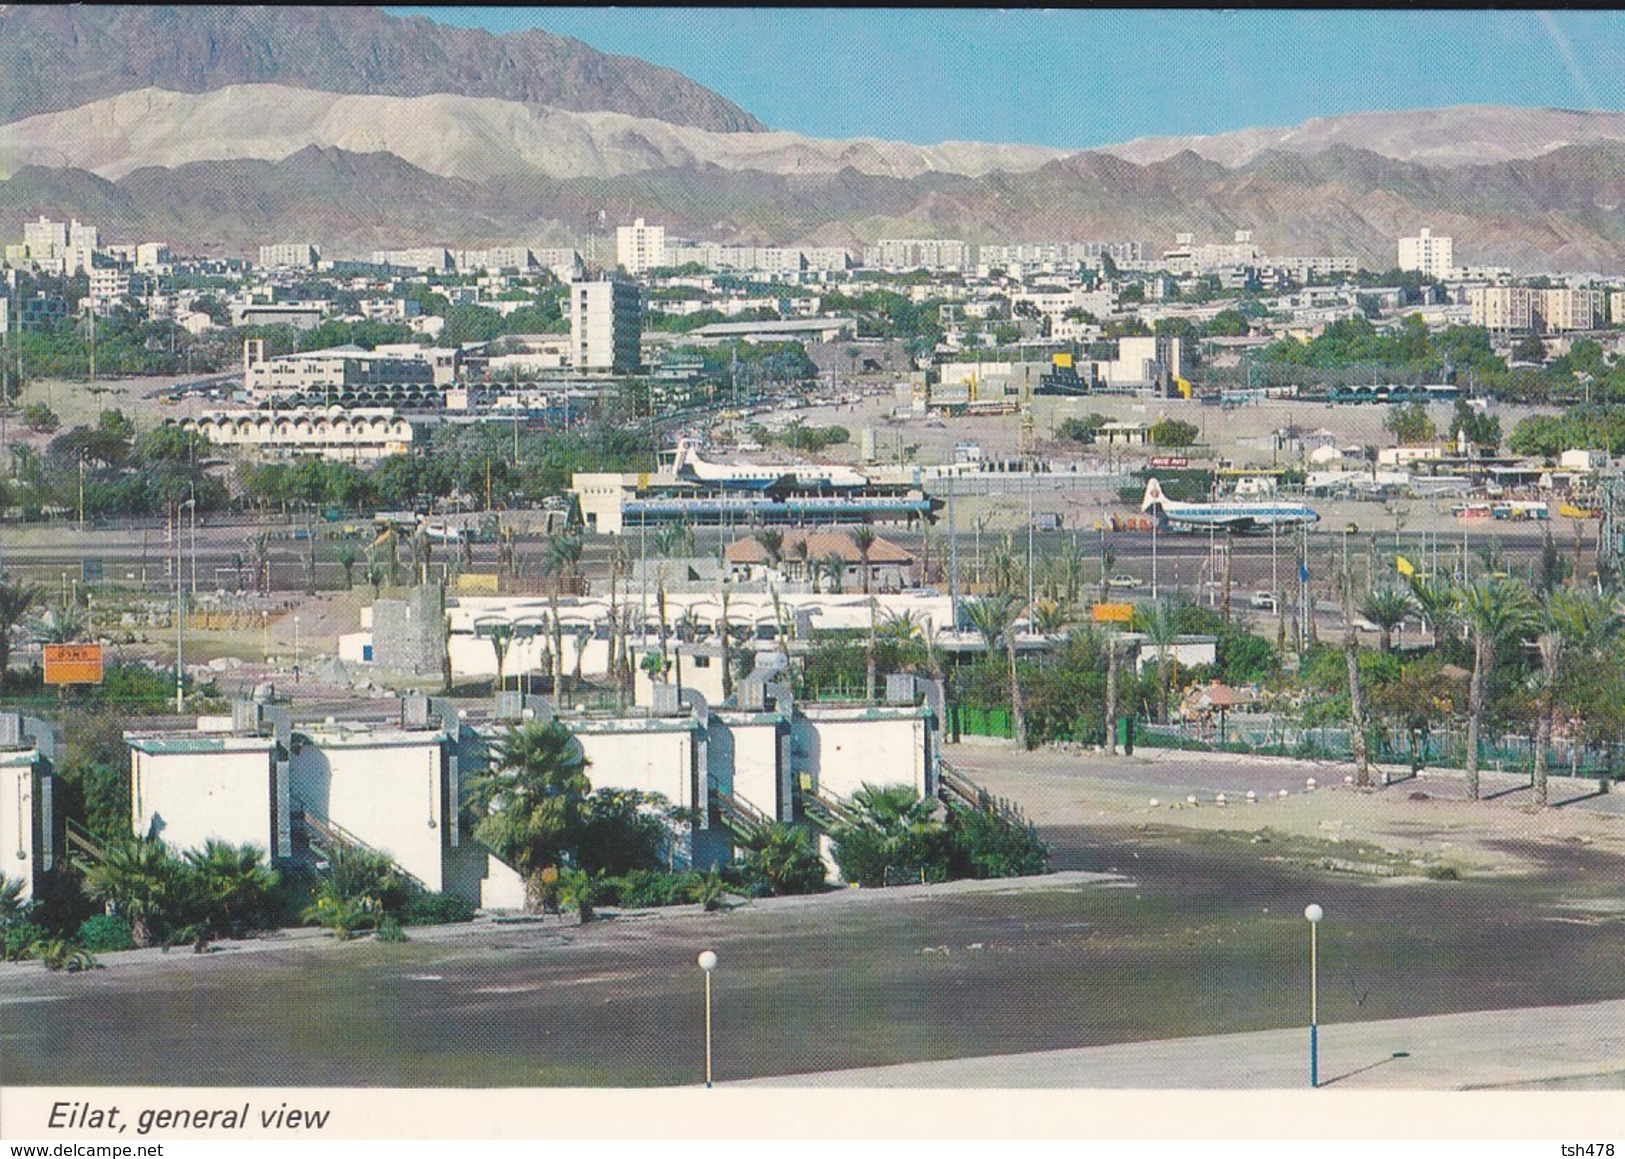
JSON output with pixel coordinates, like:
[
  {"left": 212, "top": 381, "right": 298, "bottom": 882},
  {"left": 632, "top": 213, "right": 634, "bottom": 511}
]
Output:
[
  {"left": 818, "top": 552, "right": 847, "bottom": 594},
  {"left": 1343, "top": 559, "right": 1371, "bottom": 787},
  {"left": 1456, "top": 577, "right": 1536, "bottom": 799},
  {"left": 1029, "top": 598, "right": 1069, "bottom": 637},
  {"left": 1139, "top": 600, "right": 1180, "bottom": 724},
  {"left": 544, "top": 534, "right": 583, "bottom": 589},
  {"left": 865, "top": 595, "right": 879, "bottom": 703},
  {"left": 80, "top": 839, "right": 182, "bottom": 947},
  {"left": 488, "top": 622, "right": 515, "bottom": 692},
  {"left": 468, "top": 720, "right": 592, "bottom": 910},
  {"left": 36, "top": 601, "right": 86, "bottom": 644},
  {"left": 1531, "top": 590, "right": 1620, "bottom": 807},
  {"left": 184, "top": 840, "right": 278, "bottom": 936},
  {"left": 1362, "top": 588, "right": 1414, "bottom": 654},
  {"left": 0, "top": 580, "right": 39, "bottom": 679},
  {"left": 756, "top": 529, "right": 784, "bottom": 573},
  {"left": 851, "top": 526, "right": 876, "bottom": 595},
  {"left": 0, "top": 874, "right": 33, "bottom": 924},
  {"left": 836, "top": 784, "right": 946, "bottom": 886},
  {"left": 964, "top": 592, "right": 1028, "bottom": 747},
  {"left": 336, "top": 545, "right": 358, "bottom": 590},
  {"left": 1407, "top": 574, "right": 1456, "bottom": 647}
]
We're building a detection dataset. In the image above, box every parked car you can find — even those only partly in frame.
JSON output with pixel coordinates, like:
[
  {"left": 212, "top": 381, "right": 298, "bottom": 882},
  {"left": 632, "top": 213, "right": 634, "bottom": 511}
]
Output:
[
  {"left": 1250, "top": 591, "right": 1278, "bottom": 612},
  {"left": 1105, "top": 574, "right": 1143, "bottom": 590}
]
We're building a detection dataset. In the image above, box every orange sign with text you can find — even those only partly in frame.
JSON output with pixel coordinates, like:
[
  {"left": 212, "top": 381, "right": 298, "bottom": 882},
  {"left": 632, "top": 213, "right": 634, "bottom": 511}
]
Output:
[
  {"left": 43, "top": 643, "right": 104, "bottom": 686},
  {"left": 1092, "top": 603, "right": 1135, "bottom": 623}
]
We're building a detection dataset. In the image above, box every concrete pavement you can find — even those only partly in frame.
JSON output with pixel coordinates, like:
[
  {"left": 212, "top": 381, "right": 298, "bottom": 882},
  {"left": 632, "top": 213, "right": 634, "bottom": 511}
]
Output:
[{"left": 736, "top": 997, "right": 1625, "bottom": 1089}]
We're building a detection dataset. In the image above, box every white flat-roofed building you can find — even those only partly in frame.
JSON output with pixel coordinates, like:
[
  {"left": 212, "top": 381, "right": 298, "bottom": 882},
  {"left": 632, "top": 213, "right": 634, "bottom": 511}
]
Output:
[
  {"left": 863, "top": 238, "right": 971, "bottom": 272},
  {"left": 258, "top": 243, "right": 320, "bottom": 269},
  {"left": 128, "top": 733, "right": 283, "bottom": 859},
  {"left": 616, "top": 218, "right": 667, "bottom": 276},
  {"left": 184, "top": 407, "right": 414, "bottom": 462},
  {"left": 1398, "top": 228, "right": 1454, "bottom": 279},
  {"left": 0, "top": 719, "right": 56, "bottom": 904},
  {"left": 570, "top": 279, "right": 643, "bottom": 372},
  {"left": 370, "top": 247, "right": 453, "bottom": 273}
]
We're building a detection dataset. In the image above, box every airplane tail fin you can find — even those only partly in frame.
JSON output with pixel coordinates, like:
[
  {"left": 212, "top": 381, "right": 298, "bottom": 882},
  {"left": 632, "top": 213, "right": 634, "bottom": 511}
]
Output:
[{"left": 1141, "top": 477, "right": 1166, "bottom": 512}]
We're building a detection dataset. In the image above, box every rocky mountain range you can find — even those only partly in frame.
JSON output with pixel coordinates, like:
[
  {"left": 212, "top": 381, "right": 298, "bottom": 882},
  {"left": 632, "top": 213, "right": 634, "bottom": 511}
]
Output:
[{"left": 4, "top": 6, "right": 1625, "bottom": 271}]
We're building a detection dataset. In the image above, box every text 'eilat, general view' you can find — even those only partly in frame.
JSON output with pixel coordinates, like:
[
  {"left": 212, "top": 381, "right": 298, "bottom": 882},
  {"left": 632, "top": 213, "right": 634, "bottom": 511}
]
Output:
[{"left": 4, "top": 6, "right": 1625, "bottom": 1095}]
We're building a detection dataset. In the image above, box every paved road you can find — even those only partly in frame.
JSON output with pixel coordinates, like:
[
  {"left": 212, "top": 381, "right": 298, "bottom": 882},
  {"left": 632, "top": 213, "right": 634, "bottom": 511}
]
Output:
[{"left": 736, "top": 997, "right": 1625, "bottom": 1089}]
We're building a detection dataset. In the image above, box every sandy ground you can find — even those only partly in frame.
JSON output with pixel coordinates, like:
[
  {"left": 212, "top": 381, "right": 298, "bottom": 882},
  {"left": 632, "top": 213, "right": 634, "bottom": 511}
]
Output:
[{"left": 947, "top": 740, "right": 1625, "bottom": 881}]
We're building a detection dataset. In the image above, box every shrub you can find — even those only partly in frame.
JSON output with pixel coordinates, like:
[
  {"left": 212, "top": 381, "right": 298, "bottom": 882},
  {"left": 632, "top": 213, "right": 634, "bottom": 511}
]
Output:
[
  {"left": 374, "top": 917, "right": 408, "bottom": 943},
  {"left": 302, "top": 894, "right": 379, "bottom": 941},
  {"left": 607, "top": 869, "right": 698, "bottom": 909},
  {"left": 692, "top": 870, "right": 727, "bottom": 912},
  {"left": 32, "top": 937, "right": 96, "bottom": 972},
  {"left": 945, "top": 805, "right": 1051, "bottom": 880},
  {"left": 3, "top": 921, "right": 48, "bottom": 961},
  {"left": 75, "top": 914, "right": 136, "bottom": 953},
  {"left": 557, "top": 869, "right": 597, "bottom": 924},
  {"left": 738, "top": 824, "right": 827, "bottom": 896},
  {"left": 399, "top": 891, "right": 476, "bottom": 927}
]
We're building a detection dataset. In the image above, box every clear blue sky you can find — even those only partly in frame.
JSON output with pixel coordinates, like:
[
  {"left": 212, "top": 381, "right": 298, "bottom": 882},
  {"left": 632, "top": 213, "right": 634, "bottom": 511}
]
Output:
[{"left": 386, "top": 8, "right": 1625, "bottom": 148}]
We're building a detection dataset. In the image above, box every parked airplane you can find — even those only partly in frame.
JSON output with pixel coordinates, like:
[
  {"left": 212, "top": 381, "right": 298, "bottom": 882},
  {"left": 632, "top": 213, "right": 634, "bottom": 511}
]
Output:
[
  {"left": 1141, "top": 477, "right": 1320, "bottom": 533},
  {"left": 671, "top": 438, "right": 869, "bottom": 490}
]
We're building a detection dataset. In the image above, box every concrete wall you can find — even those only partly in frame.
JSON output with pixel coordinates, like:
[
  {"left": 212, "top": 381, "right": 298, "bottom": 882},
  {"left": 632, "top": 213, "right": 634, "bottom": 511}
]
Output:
[
  {"left": 0, "top": 758, "right": 48, "bottom": 901},
  {"left": 371, "top": 585, "right": 446, "bottom": 677},
  {"left": 794, "top": 710, "right": 929, "bottom": 800},
  {"left": 130, "top": 744, "right": 277, "bottom": 856},
  {"left": 707, "top": 714, "right": 782, "bottom": 818},
  {"left": 290, "top": 734, "right": 448, "bottom": 891},
  {"left": 571, "top": 727, "right": 698, "bottom": 810}
]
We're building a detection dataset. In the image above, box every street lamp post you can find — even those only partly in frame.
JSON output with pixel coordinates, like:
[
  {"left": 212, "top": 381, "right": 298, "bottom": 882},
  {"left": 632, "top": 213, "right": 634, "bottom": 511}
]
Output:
[
  {"left": 175, "top": 498, "right": 196, "bottom": 715},
  {"left": 697, "top": 949, "right": 718, "bottom": 1088},
  {"left": 1305, "top": 902, "right": 1324, "bottom": 1087},
  {"left": 294, "top": 614, "right": 301, "bottom": 684}
]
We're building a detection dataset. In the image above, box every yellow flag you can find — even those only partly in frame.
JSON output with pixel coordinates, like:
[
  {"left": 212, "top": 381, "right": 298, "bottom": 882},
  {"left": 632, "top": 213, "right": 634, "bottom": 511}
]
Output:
[{"left": 1396, "top": 555, "right": 1416, "bottom": 577}]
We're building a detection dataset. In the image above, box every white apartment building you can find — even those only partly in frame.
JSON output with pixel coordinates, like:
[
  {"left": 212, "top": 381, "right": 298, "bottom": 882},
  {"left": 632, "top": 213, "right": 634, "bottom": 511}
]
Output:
[
  {"left": 863, "top": 238, "right": 971, "bottom": 272},
  {"left": 258, "top": 243, "right": 321, "bottom": 269},
  {"left": 570, "top": 279, "right": 643, "bottom": 372},
  {"left": 135, "top": 242, "right": 171, "bottom": 270},
  {"left": 19, "top": 216, "right": 98, "bottom": 273},
  {"left": 664, "top": 242, "right": 851, "bottom": 274},
  {"left": 88, "top": 267, "right": 131, "bottom": 312},
  {"left": 1398, "top": 228, "right": 1454, "bottom": 279},
  {"left": 454, "top": 247, "right": 535, "bottom": 273},
  {"left": 616, "top": 218, "right": 667, "bottom": 276},
  {"left": 370, "top": 247, "right": 453, "bottom": 273}
]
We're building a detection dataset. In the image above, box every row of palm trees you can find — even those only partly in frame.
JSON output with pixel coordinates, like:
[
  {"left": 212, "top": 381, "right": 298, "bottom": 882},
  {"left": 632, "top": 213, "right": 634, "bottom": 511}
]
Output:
[{"left": 1341, "top": 573, "right": 1621, "bottom": 807}]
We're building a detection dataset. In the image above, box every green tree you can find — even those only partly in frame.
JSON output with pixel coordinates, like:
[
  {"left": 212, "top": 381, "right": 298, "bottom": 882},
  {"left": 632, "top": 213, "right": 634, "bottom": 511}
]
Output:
[
  {"left": 0, "top": 581, "right": 39, "bottom": 683},
  {"left": 1530, "top": 590, "right": 1621, "bottom": 808},
  {"left": 1149, "top": 418, "right": 1199, "bottom": 448},
  {"left": 1362, "top": 588, "right": 1415, "bottom": 654},
  {"left": 738, "top": 823, "right": 827, "bottom": 895},
  {"left": 1456, "top": 577, "right": 1536, "bottom": 799},
  {"left": 965, "top": 593, "right": 1029, "bottom": 748},
  {"left": 831, "top": 784, "right": 946, "bottom": 887},
  {"left": 1385, "top": 402, "right": 1435, "bottom": 445},
  {"left": 79, "top": 839, "right": 186, "bottom": 947},
  {"left": 183, "top": 840, "right": 278, "bottom": 936},
  {"left": 468, "top": 720, "right": 592, "bottom": 909}
]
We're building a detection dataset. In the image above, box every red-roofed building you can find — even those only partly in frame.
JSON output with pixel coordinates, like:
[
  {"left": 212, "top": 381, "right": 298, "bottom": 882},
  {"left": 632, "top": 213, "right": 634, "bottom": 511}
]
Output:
[{"left": 725, "top": 530, "right": 917, "bottom": 592}]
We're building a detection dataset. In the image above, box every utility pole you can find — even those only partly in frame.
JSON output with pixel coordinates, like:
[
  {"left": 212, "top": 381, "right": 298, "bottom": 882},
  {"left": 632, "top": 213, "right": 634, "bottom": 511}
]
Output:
[{"left": 947, "top": 471, "right": 959, "bottom": 632}]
